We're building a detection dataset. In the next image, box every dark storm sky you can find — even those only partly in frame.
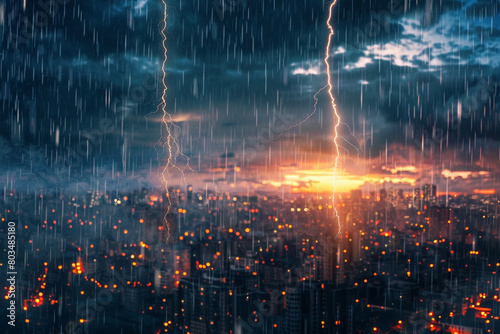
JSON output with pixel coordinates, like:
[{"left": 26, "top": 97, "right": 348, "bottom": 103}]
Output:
[{"left": 1, "top": 0, "right": 499, "bottom": 194}]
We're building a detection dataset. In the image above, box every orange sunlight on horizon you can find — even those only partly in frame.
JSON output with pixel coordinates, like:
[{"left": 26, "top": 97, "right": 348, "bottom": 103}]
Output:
[{"left": 263, "top": 168, "right": 417, "bottom": 194}]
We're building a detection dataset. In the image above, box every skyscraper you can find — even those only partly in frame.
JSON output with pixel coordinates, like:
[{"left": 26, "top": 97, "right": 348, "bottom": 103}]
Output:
[{"left": 423, "top": 184, "right": 437, "bottom": 204}]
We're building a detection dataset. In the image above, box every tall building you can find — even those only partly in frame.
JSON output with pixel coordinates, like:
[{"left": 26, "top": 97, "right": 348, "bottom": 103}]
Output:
[
  {"left": 303, "top": 282, "right": 328, "bottom": 334},
  {"left": 324, "top": 284, "right": 356, "bottom": 334},
  {"left": 285, "top": 286, "right": 302, "bottom": 334},
  {"left": 319, "top": 237, "right": 339, "bottom": 282},
  {"left": 123, "top": 286, "right": 147, "bottom": 312},
  {"left": 412, "top": 187, "right": 422, "bottom": 209},
  {"left": 423, "top": 184, "right": 437, "bottom": 204},
  {"left": 174, "top": 277, "right": 232, "bottom": 334}
]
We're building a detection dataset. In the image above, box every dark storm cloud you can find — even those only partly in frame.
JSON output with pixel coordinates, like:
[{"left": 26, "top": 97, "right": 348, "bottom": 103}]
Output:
[
  {"left": 1, "top": 0, "right": 499, "bottom": 193},
  {"left": 330, "top": 0, "right": 500, "bottom": 163},
  {"left": 1, "top": 0, "right": 167, "bottom": 181}
]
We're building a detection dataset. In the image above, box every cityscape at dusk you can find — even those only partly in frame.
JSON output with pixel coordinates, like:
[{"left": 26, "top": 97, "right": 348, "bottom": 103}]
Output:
[
  {"left": 2, "top": 186, "right": 500, "bottom": 333},
  {"left": 1, "top": 0, "right": 500, "bottom": 333}
]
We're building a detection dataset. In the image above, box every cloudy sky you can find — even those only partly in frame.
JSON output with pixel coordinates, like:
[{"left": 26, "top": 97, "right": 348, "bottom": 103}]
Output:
[{"left": 1, "top": 0, "right": 499, "bottom": 195}]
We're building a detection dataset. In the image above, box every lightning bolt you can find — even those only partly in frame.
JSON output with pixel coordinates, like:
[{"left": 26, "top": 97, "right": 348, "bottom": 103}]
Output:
[
  {"left": 339, "top": 134, "right": 361, "bottom": 159},
  {"left": 324, "top": 0, "right": 342, "bottom": 238},
  {"left": 274, "top": 85, "right": 328, "bottom": 139},
  {"left": 274, "top": 1, "right": 342, "bottom": 237},
  {"left": 158, "top": 0, "right": 192, "bottom": 243}
]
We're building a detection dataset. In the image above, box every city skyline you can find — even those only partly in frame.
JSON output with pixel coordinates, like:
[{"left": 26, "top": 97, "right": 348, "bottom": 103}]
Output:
[
  {"left": 0, "top": 0, "right": 498, "bottom": 196},
  {"left": 1, "top": 184, "right": 499, "bottom": 333}
]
